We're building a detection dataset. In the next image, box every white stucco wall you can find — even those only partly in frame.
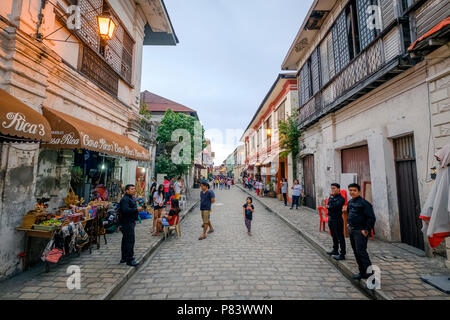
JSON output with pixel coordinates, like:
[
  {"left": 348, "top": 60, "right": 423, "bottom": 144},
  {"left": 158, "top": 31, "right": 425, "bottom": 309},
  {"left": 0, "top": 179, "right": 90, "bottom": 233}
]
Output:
[{"left": 299, "top": 61, "right": 435, "bottom": 242}]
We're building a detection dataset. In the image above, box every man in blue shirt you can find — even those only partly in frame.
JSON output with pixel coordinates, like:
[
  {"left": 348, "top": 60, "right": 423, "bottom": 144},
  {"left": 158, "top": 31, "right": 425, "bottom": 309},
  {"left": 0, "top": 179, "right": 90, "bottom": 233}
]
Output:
[{"left": 199, "top": 182, "right": 215, "bottom": 240}]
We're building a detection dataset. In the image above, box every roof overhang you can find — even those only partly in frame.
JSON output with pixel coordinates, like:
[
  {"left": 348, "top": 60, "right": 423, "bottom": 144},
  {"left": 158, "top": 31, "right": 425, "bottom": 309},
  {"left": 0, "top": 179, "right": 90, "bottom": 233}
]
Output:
[
  {"left": 408, "top": 17, "right": 450, "bottom": 57},
  {"left": 138, "top": 0, "right": 179, "bottom": 46},
  {"left": 281, "top": 0, "right": 335, "bottom": 70},
  {"left": 240, "top": 73, "right": 297, "bottom": 142}
]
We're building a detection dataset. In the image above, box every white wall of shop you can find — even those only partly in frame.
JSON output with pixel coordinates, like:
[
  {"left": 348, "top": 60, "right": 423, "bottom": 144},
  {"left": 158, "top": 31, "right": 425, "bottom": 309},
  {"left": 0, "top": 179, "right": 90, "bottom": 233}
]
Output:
[
  {"left": 0, "top": 0, "right": 160, "bottom": 280},
  {"left": 298, "top": 61, "right": 439, "bottom": 243}
]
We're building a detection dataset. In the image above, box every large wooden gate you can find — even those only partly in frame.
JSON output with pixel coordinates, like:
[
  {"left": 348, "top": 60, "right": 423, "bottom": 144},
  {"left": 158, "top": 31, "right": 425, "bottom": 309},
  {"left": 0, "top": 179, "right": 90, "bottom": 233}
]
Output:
[
  {"left": 394, "top": 135, "right": 424, "bottom": 250},
  {"left": 303, "top": 155, "right": 316, "bottom": 209}
]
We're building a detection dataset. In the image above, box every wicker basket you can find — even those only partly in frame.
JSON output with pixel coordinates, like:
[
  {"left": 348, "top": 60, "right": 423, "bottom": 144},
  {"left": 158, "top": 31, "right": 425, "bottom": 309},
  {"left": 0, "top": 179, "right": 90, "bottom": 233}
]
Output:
[{"left": 21, "top": 213, "right": 37, "bottom": 229}]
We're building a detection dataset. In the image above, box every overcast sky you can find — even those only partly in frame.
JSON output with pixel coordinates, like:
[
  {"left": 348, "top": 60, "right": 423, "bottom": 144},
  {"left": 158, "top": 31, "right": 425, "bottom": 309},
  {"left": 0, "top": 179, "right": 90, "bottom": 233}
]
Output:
[{"left": 141, "top": 0, "right": 313, "bottom": 165}]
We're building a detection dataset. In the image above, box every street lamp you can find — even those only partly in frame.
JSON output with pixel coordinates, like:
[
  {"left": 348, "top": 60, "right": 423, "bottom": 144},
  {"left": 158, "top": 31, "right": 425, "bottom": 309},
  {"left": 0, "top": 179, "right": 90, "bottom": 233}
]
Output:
[{"left": 97, "top": 13, "right": 116, "bottom": 40}]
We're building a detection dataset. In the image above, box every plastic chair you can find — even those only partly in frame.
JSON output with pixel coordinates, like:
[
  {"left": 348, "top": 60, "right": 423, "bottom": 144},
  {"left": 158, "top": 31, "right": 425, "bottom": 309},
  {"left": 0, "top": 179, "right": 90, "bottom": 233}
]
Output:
[
  {"left": 163, "top": 215, "right": 181, "bottom": 240},
  {"left": 318, "top": 206, "right": 330, "bottom": 234}
]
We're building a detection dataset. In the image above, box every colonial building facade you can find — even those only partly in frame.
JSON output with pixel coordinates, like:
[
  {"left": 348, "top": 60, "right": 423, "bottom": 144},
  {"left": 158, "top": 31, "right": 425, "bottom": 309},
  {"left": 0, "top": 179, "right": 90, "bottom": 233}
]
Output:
[
  {"left": 0, "top": 0, "right": 177, "bottom": 280},
  {"left": 241, "top": 73, "right": 298, "bottom": 202},
  {"left": 282, "top": 0, "right": 449, "bottom": 254}
]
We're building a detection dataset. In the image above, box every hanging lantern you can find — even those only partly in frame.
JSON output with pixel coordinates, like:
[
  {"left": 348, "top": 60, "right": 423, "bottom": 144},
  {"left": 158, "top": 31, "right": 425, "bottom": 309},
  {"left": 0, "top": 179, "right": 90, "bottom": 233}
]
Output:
[
  {"left": 97, "top": 14, "right": 116, "bottom": 40},
  {"left": 267, "top": 128, "right": 272, "bottom": 137}
]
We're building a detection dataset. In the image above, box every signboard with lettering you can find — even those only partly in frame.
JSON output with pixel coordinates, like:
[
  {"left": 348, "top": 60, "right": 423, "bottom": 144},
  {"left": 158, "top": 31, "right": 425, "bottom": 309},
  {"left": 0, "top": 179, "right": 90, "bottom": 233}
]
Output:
[
  {"left": 42, "top": 107, "right": 150, "bottom": 161},
  {"left": 0, "top": 89, "right": 52, "bottom": 142}
]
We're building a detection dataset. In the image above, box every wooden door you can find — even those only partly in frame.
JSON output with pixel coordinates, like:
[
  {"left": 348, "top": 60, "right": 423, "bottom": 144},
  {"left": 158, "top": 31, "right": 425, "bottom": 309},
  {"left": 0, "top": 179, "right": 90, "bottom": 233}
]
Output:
[
  {"left": 341, "top": 145, "right": 371, "bottom": 188},
  {"left": 303, "top": 155, "right": 316, "bottom": 209},
  {"left": 394, "top": 135, "right": 424, "bottom": 250}
]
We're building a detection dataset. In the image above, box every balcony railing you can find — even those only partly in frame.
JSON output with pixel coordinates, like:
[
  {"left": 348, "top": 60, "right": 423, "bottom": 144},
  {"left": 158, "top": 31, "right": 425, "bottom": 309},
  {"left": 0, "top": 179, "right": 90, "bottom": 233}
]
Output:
[
  {"left": 80, "top": 45, "right": 119, "bottom": 96},
  {"left": 298, "top": 29, "right": 414, "bottom": 128}
]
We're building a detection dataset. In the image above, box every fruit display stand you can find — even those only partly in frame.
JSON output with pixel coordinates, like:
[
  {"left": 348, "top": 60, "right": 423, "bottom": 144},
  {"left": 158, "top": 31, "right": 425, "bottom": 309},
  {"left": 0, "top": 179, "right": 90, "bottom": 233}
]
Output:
[
  {"left": 16, "top": 195, "right": 112, "bottom": 272},
  {"left": 16, "top": 217, "right": 95, "bottom": 272}
]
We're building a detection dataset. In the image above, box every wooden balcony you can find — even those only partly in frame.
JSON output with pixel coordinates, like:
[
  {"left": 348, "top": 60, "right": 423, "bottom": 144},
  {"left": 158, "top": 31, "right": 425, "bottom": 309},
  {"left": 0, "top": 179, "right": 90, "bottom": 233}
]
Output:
[{"left": 298, "top": 32, "right": 415, "bottom": 129}]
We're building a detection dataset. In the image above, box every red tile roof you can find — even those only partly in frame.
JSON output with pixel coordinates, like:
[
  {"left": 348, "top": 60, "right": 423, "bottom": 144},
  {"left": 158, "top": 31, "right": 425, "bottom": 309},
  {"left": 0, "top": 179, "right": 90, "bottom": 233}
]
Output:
[{"left": 140, "top": 90, "right": 196, "bottom": 113}]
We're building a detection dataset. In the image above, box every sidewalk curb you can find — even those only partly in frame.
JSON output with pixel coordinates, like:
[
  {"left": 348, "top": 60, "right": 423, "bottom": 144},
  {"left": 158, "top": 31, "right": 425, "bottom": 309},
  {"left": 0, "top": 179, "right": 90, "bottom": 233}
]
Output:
[
  {"left": 237, "top": 185, "right": 392, "bottom": 300},
  {"left": 101, "top": 200, "right": 199, "bottom": 300}
]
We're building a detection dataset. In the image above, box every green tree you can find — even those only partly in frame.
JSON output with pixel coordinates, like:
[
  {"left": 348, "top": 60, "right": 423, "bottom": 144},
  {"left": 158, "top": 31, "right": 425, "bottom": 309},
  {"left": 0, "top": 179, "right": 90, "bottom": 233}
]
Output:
[
  {"left": 139, "top": 102, "right": 152, "bottom": 124},
  {"left": 278, "top": 110, "right": 302, "bottom": 177},
  {"left": 156, "top": 109, "right": 206, "bottom": 177}
]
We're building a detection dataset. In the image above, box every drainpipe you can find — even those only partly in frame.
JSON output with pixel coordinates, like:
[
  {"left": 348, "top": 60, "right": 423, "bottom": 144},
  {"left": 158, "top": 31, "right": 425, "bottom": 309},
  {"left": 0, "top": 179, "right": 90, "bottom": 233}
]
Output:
[{"left": 35, "top": 0, "right": 48, "bottom": 41}]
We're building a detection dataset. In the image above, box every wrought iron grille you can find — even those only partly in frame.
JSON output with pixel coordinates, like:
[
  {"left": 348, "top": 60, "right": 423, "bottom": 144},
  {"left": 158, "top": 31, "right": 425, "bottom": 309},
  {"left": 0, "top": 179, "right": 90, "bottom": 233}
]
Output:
[
  {"left": 77, "top": 0, "right": 134, "bottom": 86},
  {"left": 356, "top": 0, "right": 377, "bottom": 51},
  {"left": 300, "top": 62, "right": 311, "bottom": 105},
  {"left": 311, "top": 47, "right": 321, "bottom": 95},
  {"left": 78, "top": 0, "right": 102, "bottom": 51},
  {"left": 333, "top": 11, "right": 351, "bottom": 74}
]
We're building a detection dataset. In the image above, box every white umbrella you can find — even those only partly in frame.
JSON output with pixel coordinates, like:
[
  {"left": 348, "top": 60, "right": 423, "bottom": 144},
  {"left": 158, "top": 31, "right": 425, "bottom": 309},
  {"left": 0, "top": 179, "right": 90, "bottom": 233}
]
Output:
[{"left": 420, "top": 144, "right": 450, "bottom": 248}]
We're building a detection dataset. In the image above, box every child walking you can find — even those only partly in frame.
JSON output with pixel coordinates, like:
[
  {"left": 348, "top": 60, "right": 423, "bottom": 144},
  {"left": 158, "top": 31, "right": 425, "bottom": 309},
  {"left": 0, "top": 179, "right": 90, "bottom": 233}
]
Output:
[{"left": 243, "top": 197, "right": 255, "bottom": 236}]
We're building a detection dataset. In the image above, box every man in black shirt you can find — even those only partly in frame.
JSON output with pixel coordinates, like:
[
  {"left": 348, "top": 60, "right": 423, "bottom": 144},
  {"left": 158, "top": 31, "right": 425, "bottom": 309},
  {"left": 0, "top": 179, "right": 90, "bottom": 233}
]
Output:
[
  {"left": 119, "top": 184, "right": 142, "bottom": 267},
  {"left": 326, "top": 183, "right": 346, "bottom": 260},
  {"left": 346, "top": 183, "right": 376, "bottom": 280}
]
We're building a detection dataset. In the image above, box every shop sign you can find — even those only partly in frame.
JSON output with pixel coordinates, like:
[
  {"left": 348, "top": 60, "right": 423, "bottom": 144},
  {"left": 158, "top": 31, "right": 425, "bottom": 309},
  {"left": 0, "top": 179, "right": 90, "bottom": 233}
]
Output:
[
  {"left": 82, "top": 133, "right": 114, "bottom": 153},
  {"left": 49, "top": 131, "right": 80, "bottom": 146},
  {"left": 2, "top": 112, "right": 47, "bottom": 137}
]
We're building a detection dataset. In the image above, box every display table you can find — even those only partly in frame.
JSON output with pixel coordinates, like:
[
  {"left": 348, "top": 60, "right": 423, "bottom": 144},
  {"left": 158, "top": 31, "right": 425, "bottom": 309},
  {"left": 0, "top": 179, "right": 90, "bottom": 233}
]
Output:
[{"left": 16, "top": 217, "right": 102, "bottom": 272}]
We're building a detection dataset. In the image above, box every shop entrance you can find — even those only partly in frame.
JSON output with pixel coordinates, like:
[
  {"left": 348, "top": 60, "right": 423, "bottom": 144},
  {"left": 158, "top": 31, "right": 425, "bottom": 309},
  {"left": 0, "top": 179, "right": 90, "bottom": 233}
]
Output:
[
  {"left": 394, "top": 135, "right": 424, "bottom": 250},
  {"left": 72, "top": 150, "right": 122, "bottom": 202}
]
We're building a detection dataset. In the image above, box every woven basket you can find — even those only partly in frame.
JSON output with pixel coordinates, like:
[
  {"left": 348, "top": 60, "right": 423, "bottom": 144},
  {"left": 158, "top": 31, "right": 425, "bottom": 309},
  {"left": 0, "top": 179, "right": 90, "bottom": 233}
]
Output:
[{"left": 21, "top": 213, "right": 37, "bottom": 229}]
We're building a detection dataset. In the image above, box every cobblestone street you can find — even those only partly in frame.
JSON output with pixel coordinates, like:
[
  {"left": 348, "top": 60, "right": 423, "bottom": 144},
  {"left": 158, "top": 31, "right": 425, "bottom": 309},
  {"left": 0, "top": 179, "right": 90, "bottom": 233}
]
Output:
[
  {"left": 237, "top": 184, "right": 450, "bottom": 300},
  {"left": 113, "top": 187, "right": 367, "bottom": 300}
]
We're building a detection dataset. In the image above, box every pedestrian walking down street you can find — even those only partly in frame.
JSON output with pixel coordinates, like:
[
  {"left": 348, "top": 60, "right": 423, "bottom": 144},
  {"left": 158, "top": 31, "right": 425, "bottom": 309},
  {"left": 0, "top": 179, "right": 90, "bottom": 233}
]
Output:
[
  {"left": 290, "top": 179, "right": 303, "bottom": 210},
  {"left": 119, "top": 185, "right": 142, "bottom": 267},
  {"left": 174, "top": 177, "right": 182, "bottom": 200},
  {"left": 326, "top": 183, "right": 346, "bottom": 261},
  {"left": 163, "top": 176, "right": 170, "bottom": 205},
  {"left": 152, "top": 185, "right": 165, "bottom": 236},
  {"left": 243, "top": 197, "right": 255, "bottom": 236},
  {"left": 199, "top": 182, "right": 215, "bottom": 240},
  {"left": 281, "top": 178, "right": 288, "bottom": 206},
  {"left": 346, "top": 183, "right": 376, "bottom": 280},
  {"left": 149, "top": 177, "right": 157, "bottom": 207}
]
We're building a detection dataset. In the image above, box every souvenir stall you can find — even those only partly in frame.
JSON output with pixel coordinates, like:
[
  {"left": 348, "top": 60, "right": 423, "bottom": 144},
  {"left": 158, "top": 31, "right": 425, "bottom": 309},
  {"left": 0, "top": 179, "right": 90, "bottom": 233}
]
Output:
[
  {"left": 17, "top": 190, "right": 113, "bottom": 272},
  {"left": 16, "top": 106, "right": 151, "bottom": 272}
]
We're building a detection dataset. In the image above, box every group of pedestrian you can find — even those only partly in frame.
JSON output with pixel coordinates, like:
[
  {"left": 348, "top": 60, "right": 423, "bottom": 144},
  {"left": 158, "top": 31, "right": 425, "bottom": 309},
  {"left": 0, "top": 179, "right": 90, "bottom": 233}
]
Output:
[
  {"left": 117, "top": 176, "right": 185, "bottom": 267},
  {"left": 325, "top": 182, "right": 376, "bottom": 280},
  {"left": 212, "top": 176, "right": 233, "bottom": 190}
]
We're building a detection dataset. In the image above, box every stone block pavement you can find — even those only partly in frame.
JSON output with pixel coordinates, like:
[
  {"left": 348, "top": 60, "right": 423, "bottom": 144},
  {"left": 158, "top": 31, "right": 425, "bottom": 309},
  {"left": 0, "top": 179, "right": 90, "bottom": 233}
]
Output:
[
  {"left": 0, "top": 200, "right": 197, "bottom": 300},
  {"left": 237, "top": 184, "right": 450, "bottom": 300},
  {"left": 114, "top": 187, "right": 368, "bottom": 300}
]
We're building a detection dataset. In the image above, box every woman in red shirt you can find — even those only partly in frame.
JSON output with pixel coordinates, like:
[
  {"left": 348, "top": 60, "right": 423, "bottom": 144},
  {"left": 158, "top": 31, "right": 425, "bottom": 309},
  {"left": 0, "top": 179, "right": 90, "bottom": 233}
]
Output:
[{"left": 155, "top": 199, "right": 181, "bottom": 236}]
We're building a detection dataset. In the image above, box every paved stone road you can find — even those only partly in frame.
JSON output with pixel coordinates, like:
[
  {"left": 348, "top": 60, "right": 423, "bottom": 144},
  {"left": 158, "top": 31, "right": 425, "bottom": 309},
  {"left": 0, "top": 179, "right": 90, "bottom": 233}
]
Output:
[
  {"left": 0, "top": 201, "right": 196, "bottom": 300},
  {"left": 238, "top": 184, "right": 450, "bottom": 300},
  {"left": 113, "top": 187, "right": 367, "bottom": 300}
]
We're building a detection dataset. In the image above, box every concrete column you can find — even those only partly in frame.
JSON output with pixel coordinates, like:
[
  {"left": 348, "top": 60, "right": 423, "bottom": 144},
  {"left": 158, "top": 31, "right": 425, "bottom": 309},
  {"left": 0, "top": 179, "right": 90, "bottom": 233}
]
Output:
[{"left": 366, "top": 129, "right": 392, "bottom": 241}]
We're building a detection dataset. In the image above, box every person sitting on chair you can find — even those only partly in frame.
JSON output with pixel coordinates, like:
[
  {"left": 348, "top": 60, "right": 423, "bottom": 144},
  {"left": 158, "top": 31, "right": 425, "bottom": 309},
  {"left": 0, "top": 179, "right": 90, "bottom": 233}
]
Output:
[{"left": 156, "top": 199, "right": 181, "bottom": 235}]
